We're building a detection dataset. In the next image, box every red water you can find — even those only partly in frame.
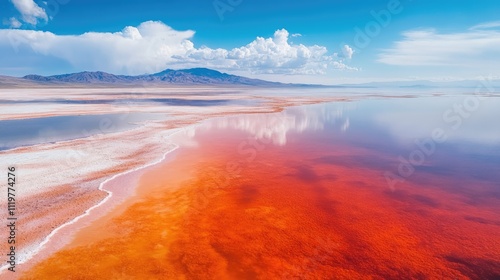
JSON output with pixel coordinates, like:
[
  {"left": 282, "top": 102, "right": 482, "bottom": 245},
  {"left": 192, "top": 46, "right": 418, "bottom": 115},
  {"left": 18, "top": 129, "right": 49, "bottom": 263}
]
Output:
[{"left": 25, "top": 105, "right": 500, "bottom": 279}]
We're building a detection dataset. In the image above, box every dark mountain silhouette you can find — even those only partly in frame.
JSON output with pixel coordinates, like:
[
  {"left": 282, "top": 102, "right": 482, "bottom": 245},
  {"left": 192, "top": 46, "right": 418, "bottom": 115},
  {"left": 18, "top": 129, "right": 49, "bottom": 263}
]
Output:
[{"left": 22, "top": 68, "right": 283, "bottom": 86}]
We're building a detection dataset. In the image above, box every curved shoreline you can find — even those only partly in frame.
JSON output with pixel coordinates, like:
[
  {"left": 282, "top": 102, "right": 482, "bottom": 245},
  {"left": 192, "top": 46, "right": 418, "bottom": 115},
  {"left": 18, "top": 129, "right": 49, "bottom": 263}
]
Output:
[
  {"left": 0, "top": 127, "right": 186, "bottom": 275},
  {"left": 0, "top": 97, "right": 336, "bottom": 276}
]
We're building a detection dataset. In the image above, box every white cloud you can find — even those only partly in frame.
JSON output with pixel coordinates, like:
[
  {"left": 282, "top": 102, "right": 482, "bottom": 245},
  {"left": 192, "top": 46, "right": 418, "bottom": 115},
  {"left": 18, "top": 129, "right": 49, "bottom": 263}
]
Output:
[
  {"left": 10, "top": 0, "right": 48, "bottom": 25},
  {"left": 378, "top": 23, "right": 500, "bottom": 66},
  {"left": 3, "top": 17, "right": 22, "bottom": 28},
  {"left": 469, "top": 21, "right": 500, "bottom": 30},
  {"left": 291, "top": 33, "right": 302, "bottom": 37},
  {"left": 0, "top": 21, "right": 356, "bottom": 75},
  {"left": 338, "top": 44, "right": 354, "bottom": 59},
  {"left": 182, "top": 29, "right": 354, "bottom": 74}
]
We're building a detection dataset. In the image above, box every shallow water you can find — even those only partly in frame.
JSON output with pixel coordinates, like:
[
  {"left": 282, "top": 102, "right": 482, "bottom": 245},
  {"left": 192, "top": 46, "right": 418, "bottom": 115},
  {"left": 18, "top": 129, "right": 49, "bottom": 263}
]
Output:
[
  {"left": 0, "top": 112, "right": 164, "bottom": 150},
  {"left": 0, "top": 97, "right": 258, "bottom": 106},
  {"left": 27, "top": 95, "right": 500, "bottom": 279},
  {"left": 175, "top": 95, "right": 500, "bottom": 278}
]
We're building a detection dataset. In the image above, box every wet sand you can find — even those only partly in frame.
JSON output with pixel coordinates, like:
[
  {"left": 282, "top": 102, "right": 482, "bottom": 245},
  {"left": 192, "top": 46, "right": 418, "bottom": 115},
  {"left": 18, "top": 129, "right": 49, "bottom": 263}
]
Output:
[{"left": 22, "top": 108, "right": 500, "bottom": 279}]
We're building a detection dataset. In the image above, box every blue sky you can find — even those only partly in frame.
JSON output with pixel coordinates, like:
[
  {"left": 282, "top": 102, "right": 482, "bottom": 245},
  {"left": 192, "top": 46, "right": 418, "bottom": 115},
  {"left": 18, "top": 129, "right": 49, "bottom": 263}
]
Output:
[{"left": 1, "top": 0, "right": 500, "bottom": 84}]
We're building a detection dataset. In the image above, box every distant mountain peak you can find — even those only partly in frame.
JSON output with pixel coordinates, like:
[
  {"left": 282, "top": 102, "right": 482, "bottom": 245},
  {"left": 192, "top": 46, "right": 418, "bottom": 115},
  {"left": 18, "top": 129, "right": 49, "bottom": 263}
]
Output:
[{"left": 21, "top": 68, "right": 280, "bottom": 86}]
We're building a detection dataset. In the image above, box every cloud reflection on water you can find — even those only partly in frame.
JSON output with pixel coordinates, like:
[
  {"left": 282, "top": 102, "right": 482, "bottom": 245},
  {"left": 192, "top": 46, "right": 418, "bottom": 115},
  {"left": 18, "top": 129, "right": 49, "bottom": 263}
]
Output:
[{"left": 184, "top": 102, "right": 355, "bottom": 146}]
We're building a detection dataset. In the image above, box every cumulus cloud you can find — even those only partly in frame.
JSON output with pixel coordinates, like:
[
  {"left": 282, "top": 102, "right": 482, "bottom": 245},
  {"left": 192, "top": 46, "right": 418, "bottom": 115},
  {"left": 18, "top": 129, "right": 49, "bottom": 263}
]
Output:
[
  {"left": 182, "top": 29, "right": 355, "bottom": 74},
  {"left": 378, "top": 23, "right": 500, "bottom": 66},
  {"left": 336, "top": 44, "right": 354, "bottom": 59},
  {"left": 0, "top": 21, "right": 356, "bottom": 75},
  {"left": 10, "top": 0, "right": 48, "bottom": 25}
]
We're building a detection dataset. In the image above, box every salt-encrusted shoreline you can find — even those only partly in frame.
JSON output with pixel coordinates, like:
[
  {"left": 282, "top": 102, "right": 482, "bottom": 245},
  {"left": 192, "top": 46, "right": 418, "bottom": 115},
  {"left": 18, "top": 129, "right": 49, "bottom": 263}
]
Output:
[
  {"left": 15, "top": 138, "right": 178, "bottom": 269},
  {"left": 0, "top": 87, "right": 339, "bottom": 278},
  {"left": 0, "top": 129, "right": 179, "bottom": 275}
]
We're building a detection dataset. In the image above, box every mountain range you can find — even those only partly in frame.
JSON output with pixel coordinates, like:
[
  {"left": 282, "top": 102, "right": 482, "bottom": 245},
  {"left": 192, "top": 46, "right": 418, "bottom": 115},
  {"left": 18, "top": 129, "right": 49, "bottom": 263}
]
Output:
[
  {"left": 1, "top": 68, "right": 499, "bottom": 89},
  {"left": 19, "top": 68, "right": 283, "bottom": 86}
]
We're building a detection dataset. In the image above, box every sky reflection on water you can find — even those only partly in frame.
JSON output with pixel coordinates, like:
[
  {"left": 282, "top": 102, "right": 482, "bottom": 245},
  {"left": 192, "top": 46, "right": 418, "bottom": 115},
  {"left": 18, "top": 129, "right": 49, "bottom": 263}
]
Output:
[
  {"left": 165, "top": 95, "right": 500, "bottom": 278},
  {"left": 0, "top": 113, "right": 163, "bottom": 151},
  {"left": 186, "top": 95, "right": 500, "bottom": 198}
]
